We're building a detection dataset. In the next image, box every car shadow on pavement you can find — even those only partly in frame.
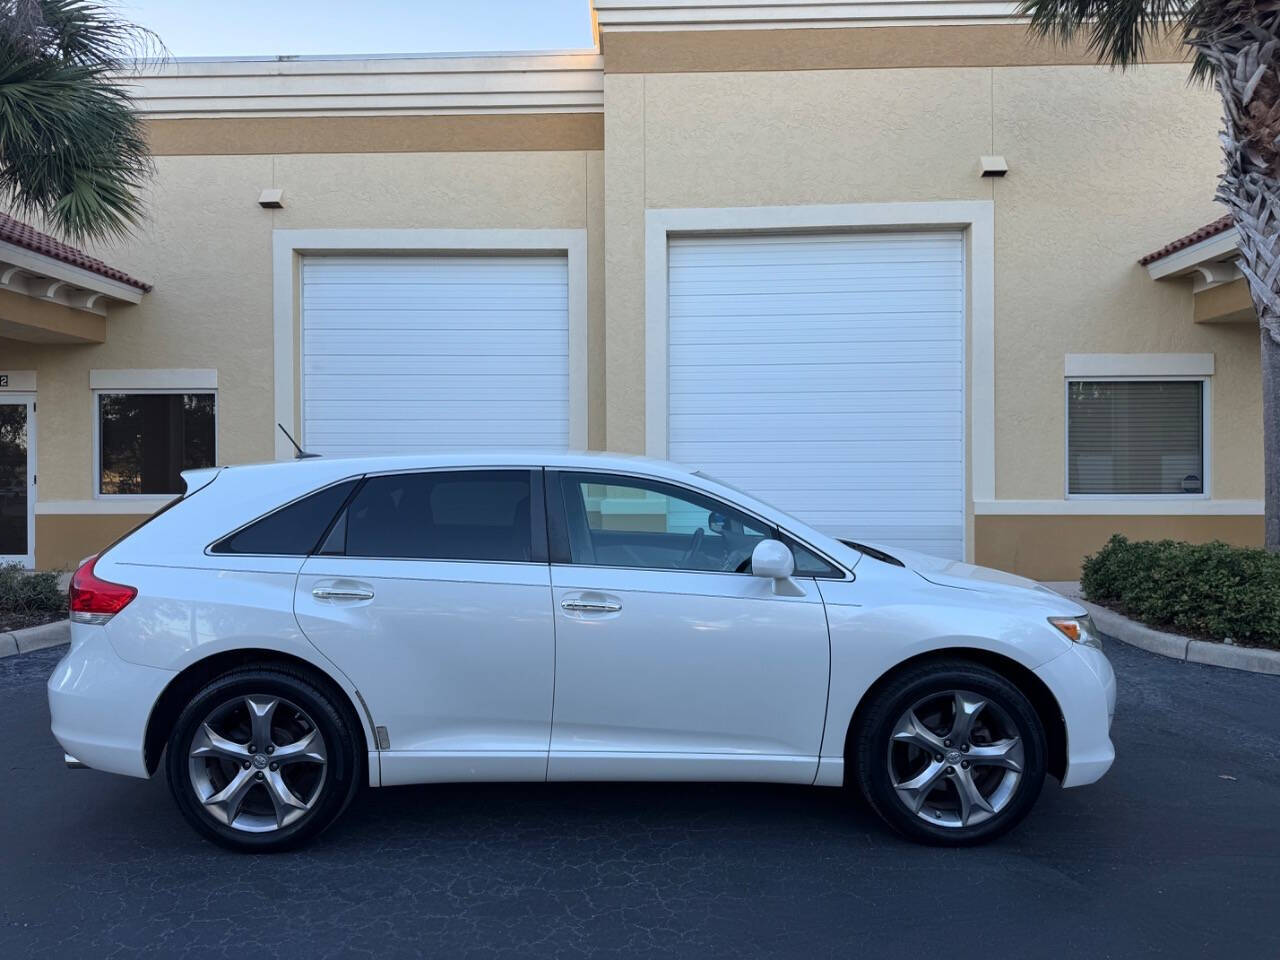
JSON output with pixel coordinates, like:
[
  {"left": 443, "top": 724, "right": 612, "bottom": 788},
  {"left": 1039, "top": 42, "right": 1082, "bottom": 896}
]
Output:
[{"left": 327, "top": 778, "right": 924, "bottom": 852}]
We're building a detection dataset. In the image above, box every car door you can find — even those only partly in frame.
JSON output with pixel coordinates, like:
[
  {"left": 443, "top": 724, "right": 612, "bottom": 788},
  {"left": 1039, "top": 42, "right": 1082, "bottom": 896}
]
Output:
[
  {"left": 546, "top": 471, "right": 832, "bottom": 784},
  {"left": 294, "top": 468, "right": 555, "bottom": 786}
]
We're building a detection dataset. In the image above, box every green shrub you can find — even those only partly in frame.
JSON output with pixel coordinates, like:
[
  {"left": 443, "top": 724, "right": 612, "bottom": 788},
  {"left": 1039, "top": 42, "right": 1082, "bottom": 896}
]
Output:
[
  {"left": 1081, "top": 535, "right": 1280, "bottom": 648},
  {"left": 0, "top": 563, "right": 66, "bottom": 615}
]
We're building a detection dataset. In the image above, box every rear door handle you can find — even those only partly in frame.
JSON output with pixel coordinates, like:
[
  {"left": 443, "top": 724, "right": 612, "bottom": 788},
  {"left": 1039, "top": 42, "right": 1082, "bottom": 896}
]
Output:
[
  {"left": 561, "top": 598, "right": 622, "bottom": 614},
  {"left": 312, "top": 585, "right": 375, "bottom": 602}
]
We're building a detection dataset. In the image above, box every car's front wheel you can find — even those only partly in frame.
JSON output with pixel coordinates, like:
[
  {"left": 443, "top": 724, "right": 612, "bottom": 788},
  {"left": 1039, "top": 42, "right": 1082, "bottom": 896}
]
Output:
[
  {"left": 165, "top": 667, "right": 363, "bottom": 852},
  {"left": 853, "top": 660, "right": 1047, "bottom": 845}
]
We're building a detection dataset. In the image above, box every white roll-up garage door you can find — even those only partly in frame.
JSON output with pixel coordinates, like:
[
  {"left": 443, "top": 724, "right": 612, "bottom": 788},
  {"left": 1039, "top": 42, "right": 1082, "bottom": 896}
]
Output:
[
  {"left": 667, "top": 232, "right": 965, "bottom": 559},
  {"left": 301, "top": 255, "right": 569, "bottom": 456}
]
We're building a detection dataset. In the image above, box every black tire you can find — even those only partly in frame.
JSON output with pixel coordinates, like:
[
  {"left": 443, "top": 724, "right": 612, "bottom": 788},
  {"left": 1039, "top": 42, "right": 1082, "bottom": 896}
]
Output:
[
  {"left": 853, "top": 659, "right": 1047, "bottom": 846},
  {"left": 165, "top": 666, "right": 363, "bottom": 852}
]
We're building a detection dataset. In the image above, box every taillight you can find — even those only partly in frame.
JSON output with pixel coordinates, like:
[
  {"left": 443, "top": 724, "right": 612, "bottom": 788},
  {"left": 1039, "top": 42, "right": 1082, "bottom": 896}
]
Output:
[{"left": 69, "top": 555, "right": 137, "bottom": 625}]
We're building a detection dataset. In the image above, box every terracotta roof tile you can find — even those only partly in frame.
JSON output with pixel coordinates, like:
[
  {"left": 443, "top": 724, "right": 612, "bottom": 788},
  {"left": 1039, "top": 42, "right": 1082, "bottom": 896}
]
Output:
[
  {"left": 0, "top": 213, "right": 151, "bottom": 291},
  {"left": 1138, "top": 215, "right": 1236, "bottom": 266}
]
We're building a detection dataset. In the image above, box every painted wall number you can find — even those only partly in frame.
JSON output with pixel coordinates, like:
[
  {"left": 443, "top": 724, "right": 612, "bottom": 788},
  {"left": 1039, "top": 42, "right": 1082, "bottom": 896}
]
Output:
[{"left": 0, "top": 375, "right": 8, "bottom": 387}]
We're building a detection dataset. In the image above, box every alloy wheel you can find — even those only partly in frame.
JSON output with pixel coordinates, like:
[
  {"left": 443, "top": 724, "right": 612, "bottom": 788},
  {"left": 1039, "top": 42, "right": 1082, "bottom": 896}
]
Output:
[
  {"left": 187, "top": 695, "right": 328, "bottom": 833},
  {"left": 886, "top": 689, "right": 1025, "bottom": 829}
]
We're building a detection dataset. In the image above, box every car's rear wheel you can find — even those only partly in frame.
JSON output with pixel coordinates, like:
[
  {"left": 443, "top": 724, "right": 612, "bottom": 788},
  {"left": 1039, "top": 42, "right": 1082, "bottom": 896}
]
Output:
[
  {"left": 853, "top": 660, "right": 1047, "bottom": 845},
  {"left": 165, "top": 667, "right": 362, "bottom": 852}
]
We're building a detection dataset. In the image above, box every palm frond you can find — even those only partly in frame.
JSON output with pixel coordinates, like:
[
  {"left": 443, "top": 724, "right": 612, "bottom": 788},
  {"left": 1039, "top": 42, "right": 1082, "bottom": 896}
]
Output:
[
  {"left": 29, "top": 0, "right": 163, "bottom": 67},
  {"left": 0, "top": 0, "right": 163, "bottom": 66},
  {"left": 1017, "top": 0, "right": 1196, "bottom": 68},
  {"left": 0, "top": 0, "right": 160, "bottom": 244}
]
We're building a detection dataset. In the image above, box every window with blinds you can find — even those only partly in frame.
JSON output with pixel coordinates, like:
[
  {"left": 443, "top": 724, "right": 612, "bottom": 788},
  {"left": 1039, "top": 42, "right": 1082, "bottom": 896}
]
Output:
[{"left": 1067, "top": 380, "right": 1205, "bottom": 496}]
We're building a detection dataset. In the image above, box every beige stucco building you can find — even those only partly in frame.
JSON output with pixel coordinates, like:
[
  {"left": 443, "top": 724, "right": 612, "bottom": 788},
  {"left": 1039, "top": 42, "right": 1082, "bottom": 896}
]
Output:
[{"left": 0, "top": 0, "right": 1266, "bottom": 579}]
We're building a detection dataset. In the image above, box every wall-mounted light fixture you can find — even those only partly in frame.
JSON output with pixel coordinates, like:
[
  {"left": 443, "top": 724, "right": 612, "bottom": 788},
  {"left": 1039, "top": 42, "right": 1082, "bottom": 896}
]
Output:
[{"left": 258, "top": 188, "right": 285, "bottom": 209}]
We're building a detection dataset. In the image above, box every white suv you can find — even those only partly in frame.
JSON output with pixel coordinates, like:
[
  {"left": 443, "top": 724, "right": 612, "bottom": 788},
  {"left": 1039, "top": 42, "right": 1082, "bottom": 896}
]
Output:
[{"left": 49, "top": 453, "right": 1115, "bottom": 851}]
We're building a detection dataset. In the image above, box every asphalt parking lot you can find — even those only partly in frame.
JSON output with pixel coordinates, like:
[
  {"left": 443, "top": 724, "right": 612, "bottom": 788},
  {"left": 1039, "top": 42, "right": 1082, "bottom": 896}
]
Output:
[{"left": 2, "top": 639, "right": 1277, "bottom": 959}]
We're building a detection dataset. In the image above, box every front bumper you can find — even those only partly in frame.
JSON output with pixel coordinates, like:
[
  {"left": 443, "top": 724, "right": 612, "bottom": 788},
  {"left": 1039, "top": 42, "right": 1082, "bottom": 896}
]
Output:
[
  {"left": 1034, "top": 641, "right": 1117, "bottom": 788},
  {"left": 47, "top": 624, "right": 174, "bottom": 779}
]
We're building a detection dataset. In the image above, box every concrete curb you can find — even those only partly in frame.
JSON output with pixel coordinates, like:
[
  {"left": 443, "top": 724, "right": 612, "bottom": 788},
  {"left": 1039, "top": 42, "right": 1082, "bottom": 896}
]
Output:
[
  {"left": 1082, "top": 603, "right": 1190, "bottom": 660},
  {"left": 0, "top": 619, "right": 69, "bottom": 659},
  {"left": 1078, "top": 601, "right": 1280, "bottom": 677}
]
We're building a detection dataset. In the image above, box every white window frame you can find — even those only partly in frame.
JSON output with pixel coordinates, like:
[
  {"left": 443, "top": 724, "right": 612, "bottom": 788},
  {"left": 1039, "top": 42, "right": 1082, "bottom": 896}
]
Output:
[
  {"left": 1063, "top": 374, "right": 1212, "bottom": 501},
  {"left": 90, "top": 369, "right": 218, "bottom": 503},
  {"left": 272, "top": 228, "right": 589, "bottom": 461}
]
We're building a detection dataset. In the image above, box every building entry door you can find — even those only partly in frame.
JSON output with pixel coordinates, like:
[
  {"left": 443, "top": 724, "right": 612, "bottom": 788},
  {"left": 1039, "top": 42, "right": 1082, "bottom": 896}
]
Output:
[{"left": 0, "top": 396, "right": 35, "bottom": 567}]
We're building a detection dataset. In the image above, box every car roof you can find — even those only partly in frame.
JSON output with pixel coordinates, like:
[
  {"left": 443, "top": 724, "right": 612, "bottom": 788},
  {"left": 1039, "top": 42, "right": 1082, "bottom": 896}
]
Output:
[{"left": 215, "top": 449, "right": 697, "bottom": 479}]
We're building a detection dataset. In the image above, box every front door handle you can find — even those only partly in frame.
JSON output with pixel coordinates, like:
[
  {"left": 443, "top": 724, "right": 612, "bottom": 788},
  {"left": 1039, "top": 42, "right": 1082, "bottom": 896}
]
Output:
[
  {"left": 312, "top": 585, "right": 375, "bottom": 602},
  {"left": 561, "top": 598, "right": 622, "bottom": 614}
]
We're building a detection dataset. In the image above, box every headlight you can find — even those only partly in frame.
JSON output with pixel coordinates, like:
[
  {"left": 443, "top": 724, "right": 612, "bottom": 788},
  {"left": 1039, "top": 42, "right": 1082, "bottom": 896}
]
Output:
[{"left": 1049, "top": 615, "right": 1103, "bottom": 650}]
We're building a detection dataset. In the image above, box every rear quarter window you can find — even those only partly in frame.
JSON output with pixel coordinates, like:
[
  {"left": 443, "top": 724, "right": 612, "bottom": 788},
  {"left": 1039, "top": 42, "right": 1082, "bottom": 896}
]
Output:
[{"left": 210, "top": 479, "right": 359, "bottom": 556}]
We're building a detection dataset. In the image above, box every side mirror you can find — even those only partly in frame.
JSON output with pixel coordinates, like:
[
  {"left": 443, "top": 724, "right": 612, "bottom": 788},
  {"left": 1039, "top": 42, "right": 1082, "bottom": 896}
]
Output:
[
  {"left": 751, "top": 539, "right": 794, "bottom": 579},
  {"left": 751, "top": 539, "right": 804, "bottom": 596}
]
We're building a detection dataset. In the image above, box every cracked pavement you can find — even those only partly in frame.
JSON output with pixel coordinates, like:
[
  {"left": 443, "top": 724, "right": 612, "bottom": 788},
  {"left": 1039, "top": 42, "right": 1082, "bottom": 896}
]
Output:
[{"left": 2, "top": 640, "right": 1278, "bottom": 958}]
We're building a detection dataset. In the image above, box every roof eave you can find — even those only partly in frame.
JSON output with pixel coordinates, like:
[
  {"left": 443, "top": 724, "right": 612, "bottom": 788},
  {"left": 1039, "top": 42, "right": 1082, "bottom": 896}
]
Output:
[
  {"left": 1144, "top": 230, "right": 1241, "bottom": 281},
  {"left": 0, "top": 240, "right": 149, "bottom": 305}
]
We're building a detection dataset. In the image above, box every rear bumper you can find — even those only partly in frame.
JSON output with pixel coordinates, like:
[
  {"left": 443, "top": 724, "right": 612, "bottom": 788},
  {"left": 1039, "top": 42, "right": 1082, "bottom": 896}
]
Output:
[
  {"left": 47, "top": 624, "right": 174, "bottom": 779},
  {"left": 1034, "top": 642, "right": 1117, "bottom": 788}
]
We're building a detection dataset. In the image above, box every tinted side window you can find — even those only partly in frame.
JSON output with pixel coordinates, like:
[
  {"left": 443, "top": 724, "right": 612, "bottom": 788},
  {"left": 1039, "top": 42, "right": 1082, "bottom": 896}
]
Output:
[
  {"left": 343, "top": 470, "right": 533, "bottom": 561},
  {"left": 212, "top": 479, "right": 358, "bottom": 555},
  {"left": 559, "top": 473, "right": 771, "bottom": 572}
]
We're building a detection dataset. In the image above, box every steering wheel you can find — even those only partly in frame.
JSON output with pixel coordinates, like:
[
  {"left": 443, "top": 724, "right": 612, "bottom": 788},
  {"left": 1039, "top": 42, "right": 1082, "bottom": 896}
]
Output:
[{"left": 678, "top": 527, "right": 705, "bottom": 568}]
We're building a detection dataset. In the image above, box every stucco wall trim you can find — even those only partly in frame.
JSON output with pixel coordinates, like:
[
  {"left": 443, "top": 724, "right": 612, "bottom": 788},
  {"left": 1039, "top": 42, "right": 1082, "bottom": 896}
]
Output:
[
  {"left": 34, "top": 513, "right": 153, "bottom": 570},
  {"left": 89, "top": 368, "right": 218, "bottom": 390},
  {"left": 129, "top": 52, "right": 604, "bottom": 118},
  {"left": 146, "top": 114, "right": 605, "bottom": 156},
  {"left": 973, "top": 498, "right": 1262, "bottom": 515},
  {"left": 1194, "top": 277, "right": 1255, "bottom": 323},
  {"left": 974, "top": 512, "right": 1263, "bottom": 580},
  {"left": 598, "top": 23, "right": 1189, "bottom": 73},
  {"left": 643, "top": 201, "right": 996, "bottom": 498},
  {"left": 0, "top": 370, "right": 35, "bottom": 391},
  {"left": 593, "top": 0, "right": 1028, "bottom": 27},
  {"left": 0, "top": 289, "right": 107, "bottom": 343},
  {"left": 272, "top": 228, "right": 590, "bottom": 460},
  {"left": 1063, "top": 353, "right": 1215, "bottom": 378}
]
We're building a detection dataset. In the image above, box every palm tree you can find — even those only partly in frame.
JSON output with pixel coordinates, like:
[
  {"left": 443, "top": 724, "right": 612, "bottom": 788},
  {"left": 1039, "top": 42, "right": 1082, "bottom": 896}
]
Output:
[
  {"left": 0, "top": 0, "right": 159, "bottom": 244},
  {"left": 1019, "top": 0, "right": 1280, "bottom": 552}
]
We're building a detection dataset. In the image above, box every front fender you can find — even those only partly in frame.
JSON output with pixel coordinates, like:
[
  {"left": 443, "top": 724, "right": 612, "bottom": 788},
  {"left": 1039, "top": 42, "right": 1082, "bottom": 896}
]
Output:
[{"left": 815, "top": 569, "right": 1074, "bottom": 773}]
